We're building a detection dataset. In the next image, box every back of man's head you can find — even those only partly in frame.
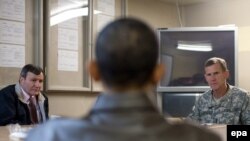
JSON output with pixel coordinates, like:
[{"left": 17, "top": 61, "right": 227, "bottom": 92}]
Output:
[{"left": 95, "top": 18, "right": 158, "bottom": 88}]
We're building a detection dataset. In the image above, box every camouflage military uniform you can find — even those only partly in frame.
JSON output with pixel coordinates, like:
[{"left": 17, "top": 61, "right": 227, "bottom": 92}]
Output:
[{"left": 187, "top": 84, "right": 250, "bottom": 125}]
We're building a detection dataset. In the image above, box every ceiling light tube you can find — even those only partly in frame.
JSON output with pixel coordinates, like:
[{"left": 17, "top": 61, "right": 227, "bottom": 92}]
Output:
[{"left": 177, "top": 41, "right": 212, "bottom": 52}]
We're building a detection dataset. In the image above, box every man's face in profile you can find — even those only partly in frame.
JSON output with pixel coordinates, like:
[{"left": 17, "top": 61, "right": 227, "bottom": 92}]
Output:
[{"left": 20, "top": 72, "right": 44, "bottom": 96}]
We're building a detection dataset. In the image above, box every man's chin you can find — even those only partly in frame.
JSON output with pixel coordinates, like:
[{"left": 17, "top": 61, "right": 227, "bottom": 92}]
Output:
[
  {"left": 211, "top": 86, "right": 219, "bottom": 91},
  {"left": 31, "top": 92, "right": 39, "bottom": 96}
]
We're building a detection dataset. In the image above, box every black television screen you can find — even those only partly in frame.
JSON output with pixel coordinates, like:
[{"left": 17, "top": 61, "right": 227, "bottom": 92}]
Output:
[{"left": 157, "top": 27, "right": 237, "bottom": 92}]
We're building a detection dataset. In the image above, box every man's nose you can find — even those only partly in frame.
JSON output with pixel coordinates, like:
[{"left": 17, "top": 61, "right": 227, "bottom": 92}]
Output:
[
  {"left": 35, "top": 81, "right": 42, "bottom": 87},
  {"left": 210, "top": 75, "right": 216, "bottom": 80}
]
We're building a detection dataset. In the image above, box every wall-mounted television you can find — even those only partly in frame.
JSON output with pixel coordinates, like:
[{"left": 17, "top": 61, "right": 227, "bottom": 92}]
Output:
[{"left": 157, "top": 27, "right": 238, "bottom": 92}]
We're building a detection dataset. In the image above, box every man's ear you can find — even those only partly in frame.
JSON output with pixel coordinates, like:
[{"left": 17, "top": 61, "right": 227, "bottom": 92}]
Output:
[
  {"left": 87, "top": 60, "right": 101, "bottom": 81},
  {"left": 151, "top": 64, "right": 165, "bottom": 85},
  {"left": 19, "top": 76, "right": 24, "bottom": 84},
  {"left": 224, "top": 70, "right": 230, "bottom": 79}
]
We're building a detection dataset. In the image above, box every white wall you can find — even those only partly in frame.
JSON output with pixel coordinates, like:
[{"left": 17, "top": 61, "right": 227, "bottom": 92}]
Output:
[
  {"left": 48, "top": 93, "right": 97, "bottom": 118},
  {"left": 183, "top": 0, "right": 250, "bottom": 27},
  {"left": 127, "top": 0, "right": 179, "bottom": 28}
]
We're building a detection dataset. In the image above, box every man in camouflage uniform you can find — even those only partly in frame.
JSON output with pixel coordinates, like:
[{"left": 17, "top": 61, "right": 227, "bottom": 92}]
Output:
[{"left": 188, "top": 57, "right": 250, "bottom": 125}]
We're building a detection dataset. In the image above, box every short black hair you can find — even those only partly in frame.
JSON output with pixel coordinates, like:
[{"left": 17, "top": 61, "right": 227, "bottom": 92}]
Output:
[
  {"left": 95, "top": 17, "right": 159, "bottom": 87},
  {"left": 204, "top": 57, "right": 228, "bottom": 72},
  {"left": 20, "top": 64, "right": 43, "bottom": 78}
]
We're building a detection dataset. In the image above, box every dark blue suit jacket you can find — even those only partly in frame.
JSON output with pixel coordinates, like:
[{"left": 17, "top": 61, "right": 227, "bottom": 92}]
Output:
[{"left": 0, "top": 84, "right": 49, "bottom": 126}]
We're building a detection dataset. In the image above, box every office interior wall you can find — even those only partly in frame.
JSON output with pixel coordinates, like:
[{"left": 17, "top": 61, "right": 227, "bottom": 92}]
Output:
[
  {"left": 183, "top": 0, "right": 250, "bottom": 27},
  {"left": 182, "top": 0, "right": 250, "bottom": 91},
  {"left": 126, "top": 0, "right": 180, "bottom": 29},
  {"left": 48, "top": 92, "right": 98, "bottom": 118}
]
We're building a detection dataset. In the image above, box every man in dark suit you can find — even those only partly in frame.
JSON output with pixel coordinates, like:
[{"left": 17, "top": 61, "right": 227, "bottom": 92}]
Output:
[{"left": 0, "top": 64, "right": 49, "bottom": 125}]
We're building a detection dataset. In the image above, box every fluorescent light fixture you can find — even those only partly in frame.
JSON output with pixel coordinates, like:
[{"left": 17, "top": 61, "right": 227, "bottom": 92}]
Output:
[
  {"left": 51, "top": 0, "right": 88, "bottom": 15},
  {"left": 177, "top": 41, "right": 212, "bottom": 52},
  {"left": 50, "top": 8, "right": 101, "bottom": 26}
]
